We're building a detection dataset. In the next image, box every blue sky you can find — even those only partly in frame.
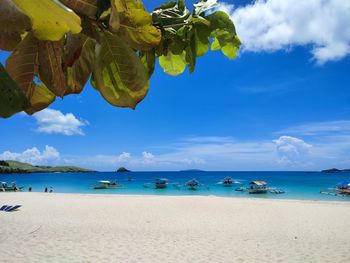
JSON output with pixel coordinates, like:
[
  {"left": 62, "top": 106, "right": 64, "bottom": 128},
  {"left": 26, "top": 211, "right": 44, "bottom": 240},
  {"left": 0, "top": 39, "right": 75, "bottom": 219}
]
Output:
[{"left": 1, "top": 0, "right": 350, "bottom": 171}]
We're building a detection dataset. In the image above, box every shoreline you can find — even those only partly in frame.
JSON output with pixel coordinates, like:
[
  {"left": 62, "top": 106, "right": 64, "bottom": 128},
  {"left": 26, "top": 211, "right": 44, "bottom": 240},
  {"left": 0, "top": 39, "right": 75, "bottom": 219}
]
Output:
[
  {"left": 1, "top": 193, "right": 350, "bottom": 262},
  {"left": 2, "top": 191, "right": 350, "bottom": 204}
]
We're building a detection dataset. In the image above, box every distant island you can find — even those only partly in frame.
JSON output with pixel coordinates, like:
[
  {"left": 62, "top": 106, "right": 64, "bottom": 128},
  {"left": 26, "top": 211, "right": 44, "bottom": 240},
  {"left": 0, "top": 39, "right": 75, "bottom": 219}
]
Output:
[
  {"left": 321, "top": 168, "right": 350, "bottom": 173},
  {"left": 0, "top": 160, "right": 95, "bottom": 174},
  {"left": 116, "top": 167, "right": 131, "bottom": 173},
  {"left": 179, "top": 169, "right": 205, "bottom": 172}
]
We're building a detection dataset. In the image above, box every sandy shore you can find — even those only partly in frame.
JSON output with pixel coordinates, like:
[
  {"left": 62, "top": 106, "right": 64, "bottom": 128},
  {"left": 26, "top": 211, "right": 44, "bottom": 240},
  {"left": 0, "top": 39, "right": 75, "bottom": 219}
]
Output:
[{"left": 1, "top": 193, "right": 350, "bottom": 263}]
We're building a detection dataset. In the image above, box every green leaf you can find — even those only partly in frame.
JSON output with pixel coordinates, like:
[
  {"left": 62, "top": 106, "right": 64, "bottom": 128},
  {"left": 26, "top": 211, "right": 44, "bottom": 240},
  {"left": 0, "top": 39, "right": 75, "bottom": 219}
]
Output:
[
  {"left": 12, "top": 0, "right": 82, "bottom": 41},
  {"left": 206, "top": 11, "right": 236, "bottom": 34},
  {"left": 159, "top": 51, "right": 186, "bottom": 76},
  {"left": 140, "top": 50, "right": 156, "bottom": 78},
  {"left": 220, "top": 35, "right": 241, "bottom": 58},
  {"left": 0, "top": 63, "right": 29, "bottom": 118},
  {"left": 65, "top": 35, "right": 96, "bottom": 94},
  {"left": 92, "top": 31, "right": 149, "bottom": 109},
  {"left": 59, "top": 0, "right": 98, "bottom": 18},
  {"left": 194, "top": 25, "right": 210, "bottom": 57},
  {"left": 38, "top": 40, "right": 67, "bottom": 97},
  {"left": 211, "top": 30, "right": 241, "bottom": 58},
  {"left": 185, "top": 30, "right": 196, "bottom": 73},
  {"left": 206, "top": 11, "right": 241, "bottom": 59}
]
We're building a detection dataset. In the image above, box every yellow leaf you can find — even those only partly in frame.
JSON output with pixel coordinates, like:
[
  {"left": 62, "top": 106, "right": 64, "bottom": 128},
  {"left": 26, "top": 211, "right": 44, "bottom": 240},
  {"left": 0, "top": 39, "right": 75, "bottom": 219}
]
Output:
[{"left": 12, "top": 0, "right": 81, "bottom": 41}]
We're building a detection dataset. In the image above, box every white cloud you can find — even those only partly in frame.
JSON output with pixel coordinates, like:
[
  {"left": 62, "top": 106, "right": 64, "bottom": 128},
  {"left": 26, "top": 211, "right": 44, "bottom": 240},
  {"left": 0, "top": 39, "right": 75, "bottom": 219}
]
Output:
[
  {"left": 0, "top": 145, "right": 60, "bottom": 165},
  {"left": 33, "top": 109, "right": 87, "bottom": 136},
  {"left": 142, "top": 151, "right": 155, "bottom": 164},
  {"left": 273, "top": 136, "right": 312, "bottom": 165},
  {"left": 117, "top": 152, "right": 131, "bottom": 162},
  {"left": 220, "top": 0, "right": 350, "bottom": 63},
  {"left": 277, "top": 120, "right": 350, "bottom": 136}
]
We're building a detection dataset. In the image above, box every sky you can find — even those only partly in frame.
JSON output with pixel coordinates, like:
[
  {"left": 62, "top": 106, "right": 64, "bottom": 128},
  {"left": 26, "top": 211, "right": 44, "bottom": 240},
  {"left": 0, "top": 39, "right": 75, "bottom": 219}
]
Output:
[{"left": 1, "top": 0, "right": 350, "bottom": 171}]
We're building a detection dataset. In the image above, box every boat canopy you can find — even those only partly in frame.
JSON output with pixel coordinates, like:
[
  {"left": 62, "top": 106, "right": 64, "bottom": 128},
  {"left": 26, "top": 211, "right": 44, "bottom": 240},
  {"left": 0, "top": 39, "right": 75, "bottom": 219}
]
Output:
[
  {"left": 155, "top": 178, "right": 168, "bottom": 182},
  {"left": 223, "top": 177, "right": 233, "bottom": 180},
  {"left": 338, "top": 181, "right": 350, "bottom": 187},
  {"left": 249, "top": 181, "right": 267, "bottom": 185},
  {"left": 98, "top": 180, "right": 111, "bottom": 184}
]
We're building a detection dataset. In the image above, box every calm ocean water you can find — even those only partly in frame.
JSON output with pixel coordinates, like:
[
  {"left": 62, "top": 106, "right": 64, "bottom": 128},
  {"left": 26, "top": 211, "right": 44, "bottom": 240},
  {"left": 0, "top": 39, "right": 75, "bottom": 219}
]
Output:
[{"left": 1, "top": 171, "right": 350, "bottom": 201}]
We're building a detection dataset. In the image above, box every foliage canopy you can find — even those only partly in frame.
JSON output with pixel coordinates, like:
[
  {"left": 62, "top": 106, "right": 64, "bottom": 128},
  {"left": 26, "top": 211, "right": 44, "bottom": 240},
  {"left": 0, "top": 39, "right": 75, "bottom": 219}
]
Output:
[{"left": 0, "top": 0, "right": 240, "bottom": 118}]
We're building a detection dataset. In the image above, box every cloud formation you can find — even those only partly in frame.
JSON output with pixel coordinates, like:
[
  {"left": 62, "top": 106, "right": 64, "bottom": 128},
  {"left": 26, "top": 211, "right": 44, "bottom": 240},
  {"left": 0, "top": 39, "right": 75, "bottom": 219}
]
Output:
[
  {"left": 220, "top": 0, "right": 350, "bottom": 63},
  {"left": 273, "top": 136, "right": 312, "bottom": 165},
  {"left": 33, "top": 109, "right": 87, "bottom": 136},
  {"left": 0, "top": 145, "right": 60, "bottom": 165},
  {"left": 277, "top": 120, "right": 350, "bottom": 136}
]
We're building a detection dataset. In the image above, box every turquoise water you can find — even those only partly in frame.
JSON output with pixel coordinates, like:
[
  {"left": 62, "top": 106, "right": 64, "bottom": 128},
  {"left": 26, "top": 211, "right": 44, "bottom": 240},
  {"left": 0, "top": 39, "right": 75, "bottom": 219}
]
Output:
[{"left": 1, "top": 171, "right": 350, "bottom": 201}]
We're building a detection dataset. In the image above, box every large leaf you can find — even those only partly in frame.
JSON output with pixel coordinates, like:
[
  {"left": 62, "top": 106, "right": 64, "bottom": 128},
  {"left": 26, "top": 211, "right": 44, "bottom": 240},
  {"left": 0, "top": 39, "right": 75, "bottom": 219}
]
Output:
[
  {"left": 25, "top": 84, "right": 56, "bottom": 115},
  {"left": 5, "top": 34, "right": 56, "bottom": 114},
  {"left": 159, "top": 51, "right": 186, "bottom": 76},
  {"left": 6, "top": 33, "right": 38, "bottom": 94},
  {"left": 185, "top": 30, "right": 196, "bottom": 73},
  {"left": 65, "top": 36, "right": 96, "bottom": 94},
  {"left": 211, "top": 30, "right": 241, "bottom": 58},
  {"left": 92, "top": 31, "right": 149, "bottom": 109},
  {"left": 38, "top": 40, "right": 67, "bottom": 97},
  {"left": 0, "top": 63, "right": 29, "bottom": 118},
  {"left": 12, "top": 0, "right": 81, "bottom": 41},
  {"left": 207, "top": 11, "right": 240, "bottom": 59},
  {"left": 59, "top": 0, "right": 98, "bottom": 18},
  {"left": 206, "top": 11, "right": 236, "bottom": 34},
  {"left": 113, "top": 0, "right": 161, "bottom": 51},
  {"left": 194, "top": 25, "right": 211, "bottom": 57},
  {"left": 0, "top": 0, "right": 31, "bottom": 32}
]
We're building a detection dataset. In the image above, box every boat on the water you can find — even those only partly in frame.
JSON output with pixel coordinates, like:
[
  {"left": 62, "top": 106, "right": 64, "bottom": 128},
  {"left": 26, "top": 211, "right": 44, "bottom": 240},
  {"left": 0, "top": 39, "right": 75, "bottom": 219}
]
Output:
[
  {"left": 247, "top": 181, "right": 268, "bottom": 194},
  {"left": 144, "top": 178, "right": 169, "bottom": 189},
  {"left": 93, "top": 180, "right": 122, "bottom": 189},
  {"left": 0, "top": 182, "right": 24, "bottom": 192},
  {"left": 320, "top": 181, "right": 350, "bottom": 196},
  {"left": 217, "top": 176, "right": 239, "bottom": 187},
  {"left": 185, "top": 178, "right": 207, "bottom": 190}
]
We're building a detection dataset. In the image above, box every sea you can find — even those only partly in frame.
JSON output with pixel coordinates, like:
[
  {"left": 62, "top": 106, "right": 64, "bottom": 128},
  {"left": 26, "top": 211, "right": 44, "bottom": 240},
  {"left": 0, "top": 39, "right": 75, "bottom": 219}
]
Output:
[{"left": 1, "top": 171, "right": 350, "bottom": 201}]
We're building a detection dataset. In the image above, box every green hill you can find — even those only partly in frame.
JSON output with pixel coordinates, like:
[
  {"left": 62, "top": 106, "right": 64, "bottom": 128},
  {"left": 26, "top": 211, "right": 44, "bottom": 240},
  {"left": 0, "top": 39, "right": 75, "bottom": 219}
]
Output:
[{"left": 0, "top": 160, "right": 96, "bottom": 174}]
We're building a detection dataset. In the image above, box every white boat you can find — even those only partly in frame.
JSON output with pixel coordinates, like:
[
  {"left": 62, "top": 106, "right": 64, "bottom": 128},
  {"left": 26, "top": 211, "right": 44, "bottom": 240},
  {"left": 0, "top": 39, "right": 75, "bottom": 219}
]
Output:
[
  {"left": 0, "top": 182, "right": 24, "bottom": 192},
  {"left": 248, "top": 181, "right": 268, "bottom": 194},
  {"left": 320, "top": 181, "right": 350, "bottom": 196},
  {"left": 217, "top": 176, "right": 239, "bottom": 187},
  {"left": 185, "top": 178, "right": 207, "bottom": 190},
  {"left": 144, "top": 178, "right": 169, "bottom": 189},
  {"left": 93, "top": 180, "right": 122, "bottom": 189}
]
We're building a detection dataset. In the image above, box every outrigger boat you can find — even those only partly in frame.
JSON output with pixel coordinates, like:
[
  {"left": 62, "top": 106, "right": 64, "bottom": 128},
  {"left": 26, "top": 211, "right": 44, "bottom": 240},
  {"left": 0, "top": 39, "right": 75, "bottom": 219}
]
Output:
[
  {"left": 217, "top": 176, "right": 240, "bottom": 187},
  {"left": 144, "top": 178, "right": 169, "bottom": 189},
  {"left": 0, "top": 182, "right": 24, "bottom": 192},
  {"left": 248, "top": 181, "right": 268, "bottom": 194},
  {"left": 320, "top": 181, "right": 350, "bottom": 196},
  {"left": 93, "top": 180, "right": 122, "bottom": 190},
  {"left": 236, "top": 181, "right": 285, "bottom": 194},
  {"left": 185, "top": 178, "right": 208, "bottom": 190}
]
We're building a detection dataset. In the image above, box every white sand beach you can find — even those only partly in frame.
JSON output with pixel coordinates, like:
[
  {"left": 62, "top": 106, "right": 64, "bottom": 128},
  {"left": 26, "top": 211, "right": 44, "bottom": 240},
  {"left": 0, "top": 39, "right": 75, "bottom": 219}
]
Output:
[{"left": 1, "top": 193, "right": 350, "bottom": 263}]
